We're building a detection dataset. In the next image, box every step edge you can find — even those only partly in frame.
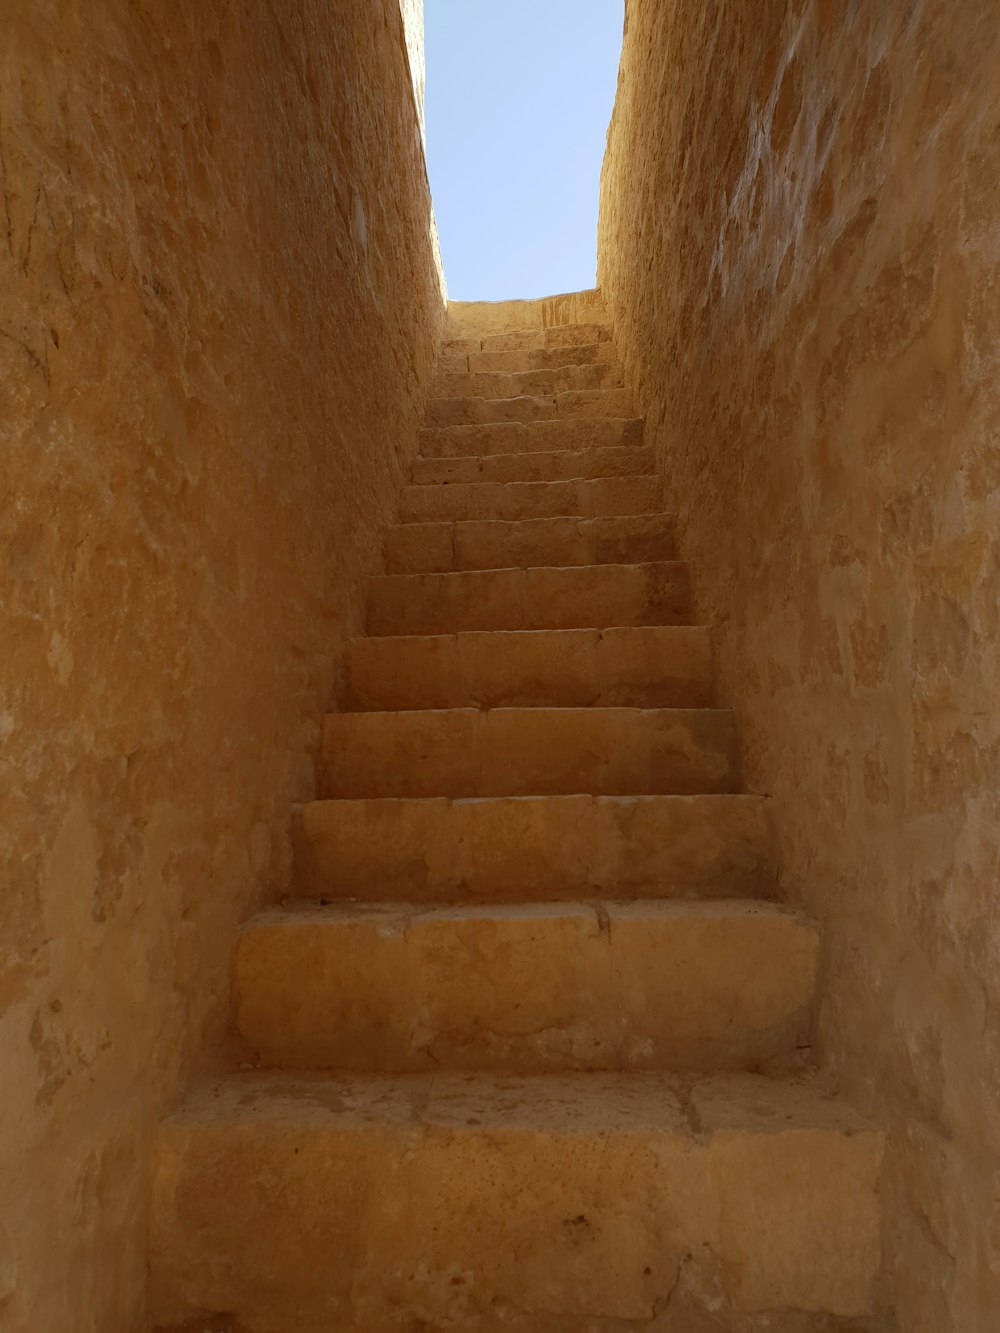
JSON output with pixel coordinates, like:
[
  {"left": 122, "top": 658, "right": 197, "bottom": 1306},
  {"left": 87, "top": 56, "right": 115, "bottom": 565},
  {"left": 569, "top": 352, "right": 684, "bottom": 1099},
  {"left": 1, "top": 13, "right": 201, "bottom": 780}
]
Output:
[
  {"left": 349, "top": 624, "right": 713, "bottom": 645},
  {"left": 241, "top": 896, "right": 815, "bottom": 929},
  {"left": 369, "top": 558, "right": 692, "bottom": 582}
]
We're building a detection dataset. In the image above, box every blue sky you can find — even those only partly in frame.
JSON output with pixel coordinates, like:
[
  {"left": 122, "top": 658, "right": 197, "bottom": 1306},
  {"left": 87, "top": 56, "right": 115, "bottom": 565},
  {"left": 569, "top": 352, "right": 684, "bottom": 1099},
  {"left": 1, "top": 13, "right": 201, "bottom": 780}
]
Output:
[{"left": 424, "top": 1, "right": 625, "bottom": 302}]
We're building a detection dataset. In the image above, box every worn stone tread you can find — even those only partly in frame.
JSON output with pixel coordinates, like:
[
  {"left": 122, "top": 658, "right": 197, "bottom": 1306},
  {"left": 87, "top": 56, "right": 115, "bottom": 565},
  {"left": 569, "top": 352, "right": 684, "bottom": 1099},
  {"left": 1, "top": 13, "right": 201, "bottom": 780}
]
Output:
[
  {"left": 151, "top": 1070, "right": 882, "bottom": 1330},
  {"left": 293, "top": 792, "right": 774, "bottom": 901},
  {"left": 430, "top": 360, "right": 626, "bottom": 401},
  {"left": 399, "top": 474, "right": 663, "bottom": 523},
  {"left": 409, "top": 443, "right": 655, "bottom": 485},
  {"left": 424, "top": 388, "right": 635, "bottom": 427},
  {"left": 366, "top": 561, "right": 692, "bottom": 635},
  {"left": 465, "top": 340, "right": 619, "bottom": 373},
  {"left": 383, "top": 513, "right": 676, "bottom": 575},
  {"left": 319, "top": 706, "right": 738, "bottom": 798},
  {"left": 345, "top": 625, "right": 711, "bottom": 710},
  {"left": 419, "top": 416, "right": 644, "bottom": 458},
  {"left": 236, "top": 898, "right": 818, "bottom": 1072}
]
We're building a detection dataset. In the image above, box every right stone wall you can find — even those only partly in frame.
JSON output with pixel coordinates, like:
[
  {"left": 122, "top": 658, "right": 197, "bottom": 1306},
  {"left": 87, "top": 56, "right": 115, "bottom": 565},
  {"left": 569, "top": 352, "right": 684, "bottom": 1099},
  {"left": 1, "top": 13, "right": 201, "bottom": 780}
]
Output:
[{"left": 599, "top": 2, "right": 999, "bottom": 1328}]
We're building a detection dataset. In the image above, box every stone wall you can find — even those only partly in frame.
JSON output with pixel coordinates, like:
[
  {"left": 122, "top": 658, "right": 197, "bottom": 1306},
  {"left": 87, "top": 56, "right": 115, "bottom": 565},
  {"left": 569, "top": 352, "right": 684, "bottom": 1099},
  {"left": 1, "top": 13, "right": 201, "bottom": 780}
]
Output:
[
  {"left": 0, "top": 2, "right": 443, "bottom": 1328},
  {"left": 400, "top": 0, "right": 428, "bottom": 140},
  {"left": 598, "top": 2, "right": 999, "bottom": 1329}
]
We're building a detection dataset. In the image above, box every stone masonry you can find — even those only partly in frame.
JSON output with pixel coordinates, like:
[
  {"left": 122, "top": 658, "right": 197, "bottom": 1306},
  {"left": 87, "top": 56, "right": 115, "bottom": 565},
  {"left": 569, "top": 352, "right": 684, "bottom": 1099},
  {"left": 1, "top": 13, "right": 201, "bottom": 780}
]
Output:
[{"left": 149, "top": 295, "right": 888, "bottom": 1332}]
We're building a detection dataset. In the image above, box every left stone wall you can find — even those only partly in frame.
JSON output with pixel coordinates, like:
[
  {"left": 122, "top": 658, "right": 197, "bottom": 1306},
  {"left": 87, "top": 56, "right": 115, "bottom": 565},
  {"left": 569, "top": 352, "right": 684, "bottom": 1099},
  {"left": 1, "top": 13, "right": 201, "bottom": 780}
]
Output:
[{"left": 0, "top": 3, "right": 444, "bottom": 1327}]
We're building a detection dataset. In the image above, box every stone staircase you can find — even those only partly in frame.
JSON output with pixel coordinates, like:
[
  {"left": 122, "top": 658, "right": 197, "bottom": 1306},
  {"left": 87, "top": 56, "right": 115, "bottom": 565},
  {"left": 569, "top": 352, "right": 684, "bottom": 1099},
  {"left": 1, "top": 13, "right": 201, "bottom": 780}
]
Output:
[{"left": 150, "top": 303, "right": 885, "bottom": 1332}]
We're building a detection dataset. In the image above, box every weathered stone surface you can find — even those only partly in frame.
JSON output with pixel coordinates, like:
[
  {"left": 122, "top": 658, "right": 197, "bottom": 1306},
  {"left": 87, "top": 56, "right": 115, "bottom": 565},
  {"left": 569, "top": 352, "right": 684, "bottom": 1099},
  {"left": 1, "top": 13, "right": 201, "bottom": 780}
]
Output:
[
  {"left": 320, "top": 705, "right": 738, "bottom": 798},
  {"left": 0, "top": 1, "right": 442, "bottom": 1327},
  {"left": 419, "top": 415, "right": 644, "bottom": 457},
  {"left": 6, "top": 0, "right": 921, "bottom": 1315},
  {"left": 236, "top": 899, "right": 818, "bottom": 1071},
  {"left": 383, "top": 513, "right": 677, "bottom": 574},
  {"left": 345, "top": 625, "right": 712, "bottom": 710},
  {"left": 366, "top": 561, "right": 692, "bottom": 634},
  {"left": 409, "top": 442, "right": 655, "bottom": 485},
  {"left": 293, "top": 793, "right": 775, "bottom": 901},
  {"left": 444, "top": 291, "right": 608, "bottom": 337},
  {"left": 154, "top": 1308, "right": 889, "bottom": 1333},
  {"left": 399, "top": 474, "right": 663, "bottom": 522},
  {"left": 599, "top": 1, "right": 999, "bottom": 1326},
  {"left": 474, "top": 321, "right": 613, "bottom": 354},
  {"left": 468, "top": 340, "right": 619, "bottom": 373},
  {"left": 149, "top": 1070, "right": 882, "bottom": 1330},
  {"left": 430, "top": 360, "right": 625, "bottom": 399},
  {"left": 425, "top": 387, "right": 635, "bottom": 427}
]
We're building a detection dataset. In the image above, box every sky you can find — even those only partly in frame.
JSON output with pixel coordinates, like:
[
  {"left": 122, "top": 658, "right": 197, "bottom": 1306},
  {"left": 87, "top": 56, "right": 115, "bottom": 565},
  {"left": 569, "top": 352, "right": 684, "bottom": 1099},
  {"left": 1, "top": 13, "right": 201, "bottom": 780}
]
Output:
[{"left": 424, "top": 1, "right": 625, "bottom": 303}]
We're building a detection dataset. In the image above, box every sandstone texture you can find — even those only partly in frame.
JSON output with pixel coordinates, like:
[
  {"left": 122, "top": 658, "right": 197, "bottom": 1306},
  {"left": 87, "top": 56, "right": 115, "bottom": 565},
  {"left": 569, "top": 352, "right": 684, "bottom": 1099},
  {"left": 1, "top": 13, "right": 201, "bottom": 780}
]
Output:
[
  {"left": 0, "top": 2, "right": 443, "bottom": 1329},
  {"left": 318, "top": 705, "right": 738, "bottom": 798},
  {"left": 599, "top": 2, "right": 1000, "bottom": 1328},
  {"left": 345, "top": 625, "right": 712, "bottom": 709},
  {"left": 151, "top": 297, "right": 884, "bottom": 1329},
  {"left": 365, "top": 561, "right": 693, "bottom": 635},
  {"left": 445, "top": 290, "right": 609, "bottom": 339},
  {"left": 150, "top": 1070, "right": 882, "bottom": 1332},
  {"left": 235, "top": 899, "right": 817, "bottom": 1072},
  {"left": 382, "top": 511, "right": 675, "bottom": 574},
  {"left": 294, "top": 791, "right": 774, "bottom": 903}
]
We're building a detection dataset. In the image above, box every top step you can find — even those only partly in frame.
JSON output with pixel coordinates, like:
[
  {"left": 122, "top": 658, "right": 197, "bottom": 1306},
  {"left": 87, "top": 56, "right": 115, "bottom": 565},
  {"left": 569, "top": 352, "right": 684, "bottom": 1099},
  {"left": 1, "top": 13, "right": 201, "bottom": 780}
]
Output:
[{"left": 444, "top": 289, "right": 608, "bottom": 340}]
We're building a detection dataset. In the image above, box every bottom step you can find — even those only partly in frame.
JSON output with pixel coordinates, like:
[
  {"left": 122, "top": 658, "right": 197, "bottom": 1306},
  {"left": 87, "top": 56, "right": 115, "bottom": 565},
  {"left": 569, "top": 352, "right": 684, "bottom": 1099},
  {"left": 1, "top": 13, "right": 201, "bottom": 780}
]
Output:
[{"left": 151, "top": 1071, "right": 882, "bottom": 1333}]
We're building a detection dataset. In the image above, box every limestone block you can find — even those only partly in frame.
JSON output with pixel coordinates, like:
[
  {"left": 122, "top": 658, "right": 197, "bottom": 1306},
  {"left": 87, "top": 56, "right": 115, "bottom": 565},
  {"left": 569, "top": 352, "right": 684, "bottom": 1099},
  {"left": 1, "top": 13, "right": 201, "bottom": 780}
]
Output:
[
  {"left": 468, "top": 341, "right": 618, "bottom": 373},
  {"left": 418, "top": 416, "right": 644, "bottom": 457},
  {"left": 424, "top": 388, "right": 635, "bottom": 428},
  {"left": 365, "top": 561, "right": 692, "bottom": 635},
  {"left": 345, "top": 624, "right": 711, "bottom": 710},
  {"left": 474, "top": 329, "right": 547, "bottom": 352},
  {"left": 425, "top": 394, "right": 560, "bottom": 426},
  {"left": 293, "top": 792, "right": 775, "bottom": 901},
  {"left": 555, "top": 388, "right": 635, "bottom": 417},
  {"left": 319, "top": 705, "right": 738, "bottom": 798},
  {"left": 430, "top": 360, "right": 625, "bottom": 400},
  {"left": 434, "top": 345, "right": 470, "bottom": 374},
  {"left": 409, "top": 442, "right": 655, "bottom": 485},
  {"left": 150, "top": 1070, "right": 882, "bottom": 1330},
  {"left": 474, "top": 321, "right": 612, "bottom": 353},
  {"left": 383, "top": 513, "right": 677, "bottom": 574},
  {"left": 235, "top": 899, "right": 818, "bottom": 1071},
  {"left": 544, "top": 321, "right": 614, "bottom": 346},
  {"left": 379, "top": 520, "right": 455, "bottom": 573},
  {"left": 443, "top": 289, "right": 608, "bottom": 337},
  {"left": 398, "top": 474, "right": 664, "bottom": 523}
]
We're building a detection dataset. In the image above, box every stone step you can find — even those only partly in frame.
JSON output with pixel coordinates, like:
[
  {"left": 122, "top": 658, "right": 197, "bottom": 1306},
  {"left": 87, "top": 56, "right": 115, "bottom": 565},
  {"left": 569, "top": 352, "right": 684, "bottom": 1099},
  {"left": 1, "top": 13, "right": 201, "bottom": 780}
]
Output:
[
  {"left": 444, "top": 289, "right": 608, "bottom": 339},
  {"left": 236, "top": 899, "right": 817, "bottom": 1073},
  {"left": 410, "top": 443, "right": 655, "bottom": 485},
  {"left": 319, "top": 706, "right": 737, "bottom": 799},
  {"left": 425, "top": 388, "right": 634, "bottom": 427},
  {"left": 345, "top": 625, "right": 712, "bottom": 710},
  {"left": 399, "top": 475, "right": 663, "bottom": 524},
  {"left": 470, "top": 341, "right": 618, "bottom": 373},
  {"left": 383, "top": 513, "right": 677, "bottom": 575},
  {"left": 481, "top": 320, "right": 612, "bottom": 351},
  {"left": 151, "top": 1070, "right": 882, "bottom": 1331},
  {"left": 293, "top": 793, "right": 773, "bottom": 902},
  {"left": 419, "top": 416, "right": 643, "bottom": 458},
  {"left": 366, "top": 561, "right": 691, "bottom": 635},
  {"left": 431, "top": 361, "right": 625, "bottom": 401},
  {"left": 441, "top": 321, "right": 612, "bottom": 356}
]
